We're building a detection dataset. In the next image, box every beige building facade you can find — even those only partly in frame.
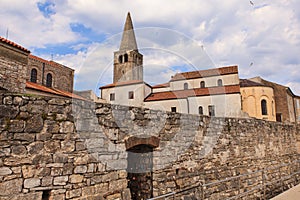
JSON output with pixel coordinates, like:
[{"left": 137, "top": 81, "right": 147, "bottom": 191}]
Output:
[{"left": 240, "top": 79, "right": 276, "bottom": 121}]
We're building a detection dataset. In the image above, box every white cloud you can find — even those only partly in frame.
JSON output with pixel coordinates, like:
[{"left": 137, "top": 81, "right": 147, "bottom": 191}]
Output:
[{"left": 1, "top": 0, "right": 299, "bottom": 95}]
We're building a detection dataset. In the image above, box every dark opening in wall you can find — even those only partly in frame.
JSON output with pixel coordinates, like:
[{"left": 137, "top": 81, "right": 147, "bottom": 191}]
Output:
[{"left": 42, "top": 190, "right": 51, "bottom": 200}]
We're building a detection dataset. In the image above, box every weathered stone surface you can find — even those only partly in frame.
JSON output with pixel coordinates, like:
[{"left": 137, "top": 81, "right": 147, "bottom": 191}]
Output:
[
  {"left": 24, "top": 178, "right": 40, "bottom": 188},
  {"left": 69, "top": 174, "right": 83, "bottom": 183},
  {"left": 66, "top": 188, "right": 81, "bottom": 199},
  {"left": 24, "top": 115, "right": 43, "bottom": 133},
  {"left": 53, "top": 176, "right": 68, "bottom": 186},
  {"left": 74, "top": 165, "right": 87, "bottom": 174},
  {"left": 0, "top": 167, "right": 12, "bottom": 176},
  {"left": 0, "top": 105, "right": 19, "bottom": 118},
  {"left": 11, "top": 145, "right": 27, "bottom": 155},
  {"left": 9, "top": 120, "right": 25, "bottom": 132},
  {"left": 14, "top": 132, "right": 35, "bottom": 142},
  {"left": 61, "top": 140, "right": 75, "bottom": 153},
  {"left": 59, "top": 121, "right": 74, "bottom": 133}
]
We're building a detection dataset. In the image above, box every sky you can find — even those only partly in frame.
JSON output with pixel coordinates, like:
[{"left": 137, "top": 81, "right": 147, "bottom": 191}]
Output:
[{"left": 1, "top": 0, "right": 300, "bottom": 95}]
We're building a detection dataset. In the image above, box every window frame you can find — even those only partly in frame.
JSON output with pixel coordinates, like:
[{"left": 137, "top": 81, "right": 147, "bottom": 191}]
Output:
[
  {"left": 261, "top": 99, "right": 268, "bottom": 115},
  {"left": 184, "top": 83, "right": 188, "bottom": 90},
  {"left": 30, "top": 68, "right": 37, "bottom": 83},
  {"left": 46, "top": 73, "right": 53, "bottom": 87},
  {"left": 128, "top": 91, "right": 134, "bottom": 99},
  {"left": 217, "top": 79, "right": 223, "bottom": 86},
  {"left": 200, "top": 81, "right": 205, "bottom": 88},
  {"left": 198, "top": 106, "right": 203, "bottom": 115},
  {"left": 171, "top": 107, "right": 177, "bottom": 112},
  {"left": 110, "top": 93, "right": 115, "bottom": 101},
  {"left": 208, "top": 105, "right": 215, "bottom": 117}
]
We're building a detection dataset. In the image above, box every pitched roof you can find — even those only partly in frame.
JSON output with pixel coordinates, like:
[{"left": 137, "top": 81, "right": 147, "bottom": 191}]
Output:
[
  {"left": 100, "top": 80, "right": 150, "bottom": 89},
  {"left": 29, "top": 54, "right": 74, "bottom": 71},
  {"left": 119, "top": 12, "right": 138, "bottom": 51},
  {"left": 171, "top": 65, "right": 238, "bottom": 81},
  {"left": 0, "top": 36, "right": 30, "bottom": 53},
  {"left": 239, "top": 79, "right": 265, "bottom": 87},
  {"left": 26, "top": 82, "right": 86, "bottom": 100},
  {"left": 152, "top": 82, "right": 170, "bottom": 88},
  {"left": 145, "top": 85, "right": 240, "bottom": 101}
]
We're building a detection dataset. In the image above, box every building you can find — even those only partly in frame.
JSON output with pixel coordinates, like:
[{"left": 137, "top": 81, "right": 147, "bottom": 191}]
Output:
[
  {"left": 240, "top": 79, "right": 276, "bottom": 121},
  {"left": 0, "top": 36, "right": 84, "bottom": 100},
  {"left": 246, "top": 77, "right": 300, "bottom": 123},
  {"left": 100, "top": 13, "right": 244, "bottom": 118}
]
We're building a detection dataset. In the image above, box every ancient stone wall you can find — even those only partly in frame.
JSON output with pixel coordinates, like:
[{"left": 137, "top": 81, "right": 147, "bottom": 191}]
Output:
[
  {"left": 0, "top": 93, "right": 299, "bottom": 200},
  {"left": 0, "top": 44, "right": 29, "bottom": 93}
]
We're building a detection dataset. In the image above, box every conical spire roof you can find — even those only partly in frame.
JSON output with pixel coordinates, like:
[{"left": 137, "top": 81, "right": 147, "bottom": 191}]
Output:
[{"left": 119, "top": 12, "right": 138, "bottom": 51}]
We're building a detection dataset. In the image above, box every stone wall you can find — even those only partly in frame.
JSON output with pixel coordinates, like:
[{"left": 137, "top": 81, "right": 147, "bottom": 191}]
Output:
[
  {"left": 28, "top": 56, "right": 74, "bottom": 92},
  {"left": 0, "top": 92, "right": 299, "bottom": 199},
  {"left": 0, "top": 43, "right": 29, "bottom": 93}
]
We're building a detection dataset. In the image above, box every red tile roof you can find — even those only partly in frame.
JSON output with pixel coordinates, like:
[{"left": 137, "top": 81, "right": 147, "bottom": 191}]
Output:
[
  {"left": 152, "top": 82, "right": 170, "bottom": 88},
  {"left": 100, "top": 80, "right": 150, "bottom": 89},
  {"left": 26, "top": 81, "right": 86, "bottom": 101},
  {"left": 144, "top": 85, "right": 240, "bottom": 101},
  {"left": 0, "top": 36, "right": 30, "bottom": 53},
  {"left": 171, "top": 66, "right": 238, "bottom": 81}
]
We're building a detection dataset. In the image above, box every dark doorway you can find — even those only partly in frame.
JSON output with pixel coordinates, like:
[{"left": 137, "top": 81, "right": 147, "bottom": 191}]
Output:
[{"left": 127, "top": 144, "right": 153, "bottom": 200}]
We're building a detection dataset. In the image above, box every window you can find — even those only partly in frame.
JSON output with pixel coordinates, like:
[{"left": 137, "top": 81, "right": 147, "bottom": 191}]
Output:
[
  {"left": 261, "top": 99, "right": 267, "bottom": 115},
  {"left": 46, "top": 73, "right": 52, "bottom": 87},
  {"left": 276, "top": 113, "right": 282, "bottom": 122},
  {"left": 118, "top": 55, "right": 123, "bottom": 63},
  {"left": 184, "top": 83, "right": 188, "bottom": 90},
  {"left": 124, "top": 54, "right": 128, "bottom": 62},
  {"left": 217, "top": 79, "right": 223, "bottom": 86},
  {"left": 208, "top": 105, "right": 215, "bottom": 117},
  {"left": 200, "top": 81, "right": 205, "bottom": 88},
  {"left": 198, "top": 106, "right": 203, "bottom": 115},
  {"left": 129, "top": 91, "right": 134, "bottom": 99},
  {"left": 171, "top": 107, "right": 177, "bottom": 112},
  {"left": 30, "top": 68, "right": 37, "bottom": 83},
  {"left": 110, "top": 93, "right": 115, "bottom": 101}
]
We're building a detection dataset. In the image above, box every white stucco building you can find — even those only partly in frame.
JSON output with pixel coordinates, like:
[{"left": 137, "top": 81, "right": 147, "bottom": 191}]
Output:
[{"left": 100, "top": 13, "right": 244, "bottom": 118}]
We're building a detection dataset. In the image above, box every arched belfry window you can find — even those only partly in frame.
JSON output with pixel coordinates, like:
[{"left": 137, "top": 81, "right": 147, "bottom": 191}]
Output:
[
  {"left": 200, "top": 81, "right": 205, "bottom": 88},
  {"left": 261, "top": 99, "right": 268, "bottom": 115},
  {"left": 124, "top": 54, "right": 128, "bottom": 62},
  {"left": 46, "top": 73, "right": 52, "bottom": 87},
  {"left": 118, "top": 55, "right": 123, "bottom": 63},
  {"left": 217, "top": 79, "right": 223, "bottom": 86},
  {"left": 184, "top": 83, "right": 188, "bottom": 90},
  {"left": 30, "top": 68, "right": 37, "bottom": 83},
  {"left": 198, "top": 106, "right": 203, "bottom": 115}
]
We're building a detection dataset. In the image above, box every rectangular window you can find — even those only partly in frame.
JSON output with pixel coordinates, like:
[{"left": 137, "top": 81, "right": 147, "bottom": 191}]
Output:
[
  {"left": 208, "top": 105, "right": 215, "bottom": 117},
  {"left": 129, "top": 91, "right": 134, "bottom": 99},
  {"left": 110, "top": 93, "right": 115, "bottom": 101},
  {"left": 171, "top": 107, "right": 177, "bottom": 112}
]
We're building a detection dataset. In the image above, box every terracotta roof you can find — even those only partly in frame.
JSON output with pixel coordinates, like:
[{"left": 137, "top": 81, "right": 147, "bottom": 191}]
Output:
[
  {"left": 145, "top": 85, "right": 240, "bottom": 101},
  {"left": 240, "top": 79, "right": 266, "bottom": 87},
  {"left": 29, "top": 54, "right": 74, "bottom": 71},
  {"left": 100, "top": 80, "right": 149, "bottom": 89},
  {"left": 0, "top": 36, "right": 30, "bottom": 53},
  {"left": 26, "top": 82, "right": 86, "bottom": 100},
  {"left": 171, "top": 66, "right": 238, "bottom": 81},
  {"left": 152, "top": 82, "right": 170, "bottom": 88}
]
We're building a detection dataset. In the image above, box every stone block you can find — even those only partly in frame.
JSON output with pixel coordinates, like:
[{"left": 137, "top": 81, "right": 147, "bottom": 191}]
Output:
[
  {"left": 53, "top": 176, "right": 68, "bottom": 186},
  {"left": 24, "top": 115, "right": 43, "bottom": 133},
  {"left": 59, "top": 121, "right": 74, "bottom": 133},
  {"left": 24, "top": 178, "right": 41, "bottom": 188},
  {"left": 27, "top": 141, "right": 44, "bottom": 154},
  {"left": 42, "top": 176, "right": 53, "bottom": 186},
  {"left": 74, "top": 165, "right": 87, "bottom": 174},
  {"left": 0, "top": 167, "right": 12, "bottom": 176},
  {"left": 9, "top": 120, "right": 25, "bottom": 132},
  {"left": 13, "top": 133, "right": 35, "bottom": 142},
  {"left": 66, "top": 188, "right": 81, "bottom": 199},
  {"left": 69, "top": 174, "right": 83, "bottom": 183},
  {"left": 11, "top": 145, "right": 27, "bottom": 155},
  {"left": 61, "top": 140, "right": 75, "bottom": 153}
]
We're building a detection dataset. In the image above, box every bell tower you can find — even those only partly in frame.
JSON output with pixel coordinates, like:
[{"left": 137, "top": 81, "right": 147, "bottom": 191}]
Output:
[{"left": 113, "top": 12, "right": 143, "bottom": 83}]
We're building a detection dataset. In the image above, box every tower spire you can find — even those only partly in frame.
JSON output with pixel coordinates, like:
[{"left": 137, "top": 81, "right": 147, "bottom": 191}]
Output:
[{"left": 119, "top": 12, "right": 138, "bottom": 51}]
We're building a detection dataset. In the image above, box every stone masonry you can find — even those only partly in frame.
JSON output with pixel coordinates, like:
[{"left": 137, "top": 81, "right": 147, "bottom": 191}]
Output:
[{"left": 0, "top": 92, "right": 300, "bottom": 199}]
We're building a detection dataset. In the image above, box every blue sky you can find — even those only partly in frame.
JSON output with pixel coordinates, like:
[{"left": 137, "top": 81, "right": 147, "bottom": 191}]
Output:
[{"left": 1, "top": 0, "right": 300, "bottom": 95}]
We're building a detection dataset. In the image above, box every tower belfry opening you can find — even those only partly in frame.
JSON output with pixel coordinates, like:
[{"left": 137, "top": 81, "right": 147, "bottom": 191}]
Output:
[{"left": 113, "top": 12, "right": 143, "bottom": 83}]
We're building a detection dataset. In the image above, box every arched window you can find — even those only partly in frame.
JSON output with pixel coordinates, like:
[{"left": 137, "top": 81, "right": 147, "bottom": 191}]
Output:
[
  {"left": 118, "top": 55, "right": 123, "bottom": 63},
  {"left": 200, "top": 81, "right": 205, "bottom": 88},
  {"left": 46, "top": 73, "right": 52, "bottom": 87},
  {"left": 261, "top": 99, "right": 267, "bottom": 115},
  {"left": 124, "top": 54, "right": 128, "bottom": 62},
  {"left": 217, "top": 79, "right": 223, "bottom": 86},
  {"left": 184, "top": 83, "right": 188, "bottom": 90},
  {"left": 198, "top": 106, "right": 203, "bottom": 115},
  {"left": 30, "top": 68, "right": 37, "bottom": 83}
]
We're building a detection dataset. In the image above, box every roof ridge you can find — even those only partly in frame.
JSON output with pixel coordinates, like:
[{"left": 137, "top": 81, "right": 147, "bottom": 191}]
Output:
[{"left": 0, "top": 36, "right": 30, "bottom": 53}]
